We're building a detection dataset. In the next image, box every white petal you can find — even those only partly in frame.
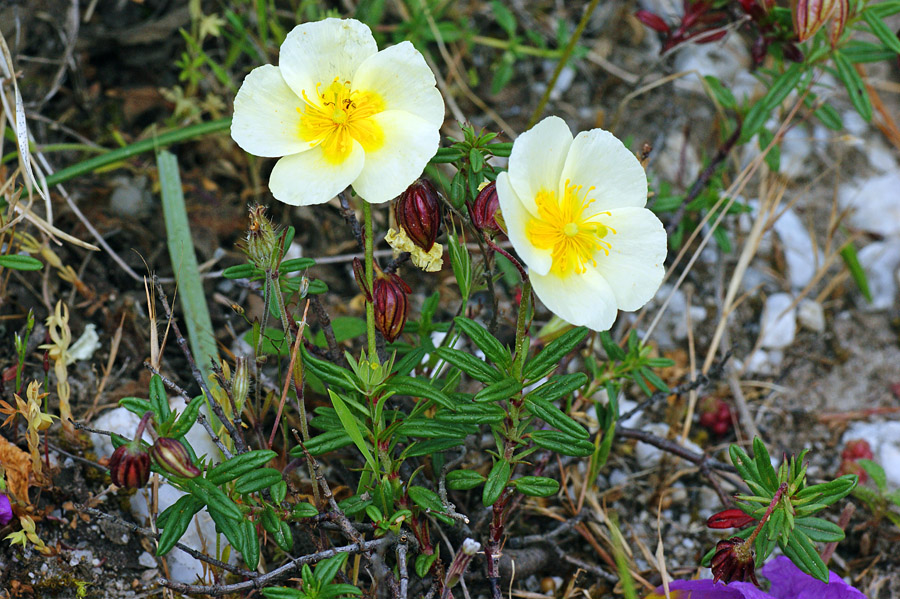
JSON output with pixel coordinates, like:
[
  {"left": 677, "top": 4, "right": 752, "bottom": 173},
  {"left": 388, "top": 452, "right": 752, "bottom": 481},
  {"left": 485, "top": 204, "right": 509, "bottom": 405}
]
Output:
[
  {"left": 231, "top": 65, "right": 307, "bottom": 158},
  {"left": 560, "top": 128, "right": 648, "bottom": 213},
  {"left": 268, "top": 142, "right": 365, "bottom": 206},
  {"left": 351, "top": 110, "right": 439, "bottom": 204},
  {"left": 496, "top": 172, "right": 552, "bottom": 276},
  {"left": 530, "top": 268, "right": 619, "bottom": 331},
  {"left": 594, "top": 207, "right": 667, "bottom": 311},
  {"left": 507, "top": 116, "right": 573, "bottom": 215},
  {"left": 353, "top": 42, "right": 445, "bottom": 128},
  {"left": 279, "top": 18, "right": 378, "bottom": 100}
]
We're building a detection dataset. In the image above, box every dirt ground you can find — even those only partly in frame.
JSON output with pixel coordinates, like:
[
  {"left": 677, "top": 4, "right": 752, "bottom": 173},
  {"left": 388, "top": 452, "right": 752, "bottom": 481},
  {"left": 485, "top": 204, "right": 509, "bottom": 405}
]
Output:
[{"left": 1, "top": 0, "right": 899, "bottom": 597}]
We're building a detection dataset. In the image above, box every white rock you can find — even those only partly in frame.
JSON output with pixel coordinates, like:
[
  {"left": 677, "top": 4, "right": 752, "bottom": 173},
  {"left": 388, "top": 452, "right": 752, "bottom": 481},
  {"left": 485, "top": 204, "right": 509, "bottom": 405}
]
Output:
[
  {"left": 857, "top": 241, "right": 900, "bottom": 310},
  {"left": 90, "top": 408, "right": 153, "bottom": 458},
  {"left": 778, "top": 126, "right": 814, "bottom": 179},
  {"left": 759, "top": 293, "right": 796, "bottom": 349},
  {"left": 867, "top": 140, "right": 898, "bottom": 173},
  {"left": 842, "top": 110, "right": 868, "bottom": 137},
  {"left": 772, "top": 207, "right": 822, "bottom": 290},
  {"left": 138, "top": 552, "right": 157, "bottom": 568},
  {"left": 608, "top": 469, "right": 628, "bottom": 487},
  {"left": 673, "top": 36, "right": 757, "bottom": 99},
  {"left": 654, "top": 129, "right": 701, "bottom": 185},
  {"left": 839, "top": 172, "right": 900, "bottom": 237},
  {"left": 797, "top": 299, "right": 825, "bottom": 332}
]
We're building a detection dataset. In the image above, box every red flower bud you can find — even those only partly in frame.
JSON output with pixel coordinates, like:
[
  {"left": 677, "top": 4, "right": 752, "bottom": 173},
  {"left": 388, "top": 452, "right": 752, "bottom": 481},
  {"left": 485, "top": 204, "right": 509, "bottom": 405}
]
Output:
[
  {"left": 108, "top": 412, "right": 153, "bottom": 489},
  {"left": 108, "top": 444, "right": 151, "bottom": 489},
  {"left": 373, "top": 273, "right": 411, "bottom": 343},
  {"left": 396, "top": 179, "right": 441, "bottom": 252},
  {"left": 711, "top": 537, "right": 758, "bottom": 585},
  {"left": 353, "top": 257, "right": 372, "bottom": 301},
  {"left": 469, "top": 182, "right": 501, "bottom": 234},
  {"left": 150, "top": 438, "right": 201, "bottom": 479},
  {"left": 707, "top": 508, "right": 756, "bottom": 529},
  {"left": 792, "top": 0, "right": 839, "bottom": 42}
]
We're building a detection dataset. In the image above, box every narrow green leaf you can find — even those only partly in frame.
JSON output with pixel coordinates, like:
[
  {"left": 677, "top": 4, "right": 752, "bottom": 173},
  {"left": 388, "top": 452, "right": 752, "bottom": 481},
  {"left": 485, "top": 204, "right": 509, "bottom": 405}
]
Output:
[
  {"left": 524, "top": 395, "right": 589, "bottom": 440},
  {"left": 435, "top": 347, "right": 503, "bottom": 383},
  {"left": 386, "top": 375, "right": 456, "bottom": 410},
  {"left": 435, "top": 403, "right": 505, "bottom": 424},
  {"left": 327, "top": 390, "right": 375, "bottom": 472},
  {"left": 0, "top": 255, "right": 43, "bottom": 271},
  {"left": 446, "top": 470, "right": 486, "bottom": 490},
  {"left": 782, "top": 532, "right": 829, "bottom": 582},
  {"left": 483, "top": 459, "right": 511, "bottom": 506},
  {"left": 454, "top": 317, "right": 511, "bottom": 368},
  {"left": 523, "top": 327, "right": 589, "bottom": 380},
  {"left": 315, "top": 553, "right": 348, "bottom": 586},
  {"left": 833, "top": 51, "right": 873, "bottom": 121},
  {"left": 206, "top": 449, "right": 277, "bottom": 485},
  {"left": 795, "top": 516, "right": 845, "bottom": 543},
  {"left": 408, "top": 486, "right": 454, "bottom": 525},
  {"left": 857, "top": 459, "right": 886, "bottom": 491},
  {"left": 530, "top": 373, "right": 588, "bottom": 403},
  {"left": 157, "top": 494, "right": 204, "bottom": 556},
  {"left": 234, "top": 468, "right": 284, "bottom": 494},
  {"left": 512, "top": 476, "right": 559, "bottom": 497},
  {"left": 753, "top": 437, "right": 778, "bottom": 493},
  {"left": 840, "top": 242, "right": 872, "bottom": 302},
  {"left": 474, "top": 377, "right": 522, "bottom": 402},
  {"left": 168, "top": 395, "right": 204, "bottom": 439},
  {"left": 862, "top": 10, "right": 900, "bottom": 53},
  {"left": 531, "top": 430, "right": 594, "bottom": 457}
]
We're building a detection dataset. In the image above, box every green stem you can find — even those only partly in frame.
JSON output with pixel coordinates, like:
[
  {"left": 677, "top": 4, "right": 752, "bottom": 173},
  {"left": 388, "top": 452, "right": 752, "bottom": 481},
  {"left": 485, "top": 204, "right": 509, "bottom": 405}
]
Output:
[
  {"left": 470, "top": 35, "right": 563, "bottom": 58},
  {"left": 512, "top": 277, "right": 532, "bottom": 379},
  {"left": 363, "top": 201, "right": 378, "bottom": 361},
  {"left": 527, "top": 0, "right": 601, "bottom": 128},
  {"left": 44, "top": 118, "right": 232, "bottom": 186}
]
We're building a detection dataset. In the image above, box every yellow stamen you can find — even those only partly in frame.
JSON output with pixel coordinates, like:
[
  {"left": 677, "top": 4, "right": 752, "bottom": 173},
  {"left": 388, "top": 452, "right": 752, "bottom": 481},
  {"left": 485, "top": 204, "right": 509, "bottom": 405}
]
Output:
[
  {"left": 525, "top": 180, "right": 616, "bottom": 277},
  {"left": 297, "top": 78, "right": 385, "bottom": 164}
]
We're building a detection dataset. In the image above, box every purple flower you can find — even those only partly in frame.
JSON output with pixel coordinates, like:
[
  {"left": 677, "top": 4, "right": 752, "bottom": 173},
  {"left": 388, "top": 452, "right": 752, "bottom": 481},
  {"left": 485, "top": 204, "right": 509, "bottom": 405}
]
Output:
[
  {"left": 645, "top": 557, "right": 865, "bottom": 599},
  {"left": 0, "top": 493, "right": 13, "bottom": 526}
]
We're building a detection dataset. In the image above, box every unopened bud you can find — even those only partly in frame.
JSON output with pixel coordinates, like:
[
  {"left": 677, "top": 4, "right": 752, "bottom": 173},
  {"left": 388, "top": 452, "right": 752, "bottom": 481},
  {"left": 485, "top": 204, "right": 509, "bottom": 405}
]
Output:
[
  {"left": 706, "top": 508, "right": 756, "bottom": 529},
  {"left": 108, "top": 412, "right": 153, "bottom": 489},
  {"left": 150, "top": 437, "right": 201, "bottom": 479},
  {"left": 396, "top": 179, "right": 441, "bottom": 251},
  {"left": 246, "top": 205, "right": 280, "bottom": 270},
  {"left": 469, "top": 181, "right": 502, "bottom": 234},
  {"left": 373, "top": 273, "right": 411, "bottom": 343},
  {"left": 792, "top": 0, "right": 838, "bottom": 42},
  {"left": 232, "top": 357, "right": 250, "bottom": 410},
  {"left": 353, "top": 257, "right": 373, "bottom": 301},
  {"left": 445, "top": 538, "right": 481, "bottom": 587}
]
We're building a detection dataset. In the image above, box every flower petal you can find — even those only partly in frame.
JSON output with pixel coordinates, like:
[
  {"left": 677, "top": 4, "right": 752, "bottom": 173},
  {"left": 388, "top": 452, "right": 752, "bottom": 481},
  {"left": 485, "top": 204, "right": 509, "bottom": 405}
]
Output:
[
  {"left": 594, "top": 207, "right": 666, "bottom": 311},
  {"left": 496, "top": 172, "right": 552, "bottom": 275},
  {"left": 530, "top": 267, "right": 619, "bottom": 331},
  {"left": 268, "top": 142, "right": 365, "bottom": 206},
  {"left": 279, "top": 18, "right": 378, "bottom": 100},
  {"left": 231, "top": 65, "right": 308, "bottom": 158},
  {"left": 507, "top": 116, "right": 573, "bottom": 215},
  {"left": 560, "top": 128, "right": 648, "bottom": 213},
  {"left": 353, "top": 41, "right": 445, "bottom": 128},
  {"left": 761, "top": 556, "right": 866, "bottom": 599},
  {"left": 351, "top": 110, "right": 439, "bottom": 204},
  {"left": 649, "top": 579, "right": 776, "bottom": 599}
]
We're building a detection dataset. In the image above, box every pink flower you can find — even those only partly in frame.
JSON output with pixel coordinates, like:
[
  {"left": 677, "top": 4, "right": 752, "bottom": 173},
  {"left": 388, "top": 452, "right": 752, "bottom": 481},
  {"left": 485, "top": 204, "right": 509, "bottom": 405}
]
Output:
[
  {"left": 0, "top": 493, "right": 13, "bottom": 526},
  {"left": 644, "top": 556, "right": 865, "bottom": 599}
]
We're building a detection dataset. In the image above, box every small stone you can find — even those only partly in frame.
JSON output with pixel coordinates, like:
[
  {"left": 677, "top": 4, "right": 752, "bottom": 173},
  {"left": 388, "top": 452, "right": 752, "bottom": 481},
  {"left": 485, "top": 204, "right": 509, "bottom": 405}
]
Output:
[
  {"left": 797, "top": 299, "right": 825, "bottom": 332},
  {"left": 138, "top": 551, "right": 157, "bottom": 568},
  {"left": 772, "top": 207, "right": 822, "bottom": 290},
  {"left": 857, "top": 241, "right": 900, "bottom": 310},
  {"left": 759, "top": 293, "right": 796, "bottom": 349},
  {"left": 839, "top": 172, "right": 900, "bottom": 237}
]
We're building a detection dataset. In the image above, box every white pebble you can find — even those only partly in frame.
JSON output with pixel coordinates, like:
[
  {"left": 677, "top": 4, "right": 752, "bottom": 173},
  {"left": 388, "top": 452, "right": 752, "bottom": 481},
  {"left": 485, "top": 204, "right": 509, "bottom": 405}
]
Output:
[
  {"left": 797, "top": 299, "right": 825, "bottom": 333},
  {"left": 759, "top": 293, "right": 796, "bottom": 349}
]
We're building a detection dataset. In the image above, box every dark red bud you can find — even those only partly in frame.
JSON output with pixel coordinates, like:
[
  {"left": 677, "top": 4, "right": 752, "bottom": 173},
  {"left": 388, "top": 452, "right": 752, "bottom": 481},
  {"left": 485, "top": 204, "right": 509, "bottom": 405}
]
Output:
[
  {"left": 469, "top": 182, "right": 501, "bottom": 233},
  {"left": 711, "top": 537, "right": 758, "bottom": 585},
  {"left": 373, "top": 273, "right": 411, "bottom": 343},
  {"left": 108, "top": 444, "right": 151, "bottom": 489},
  {"left": 635, "top": 10, "right": 671, "bottom": 34},
  {"left": 150, "top": 438, "right": 201, "bottom": 479},
  {"left": 353, "top": 257, "right": 372, "bottom": 301},
  {"left": 707, "top": 508, "right": 756, "bottom": 529},
  {"left": 396, "top": 179, "right": 441, "bottom": 251}
]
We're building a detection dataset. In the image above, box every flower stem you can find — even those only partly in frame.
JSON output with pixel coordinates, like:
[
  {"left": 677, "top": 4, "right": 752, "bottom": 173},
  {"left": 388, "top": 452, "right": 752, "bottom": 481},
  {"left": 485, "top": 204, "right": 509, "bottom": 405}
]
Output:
[
  {"left": 363, "top": 201, "right": 377, "bottom": 361},
  {"left": 512, "top": 277, "right": 532, "bottom": 379},
  {"left": 746, "top": 482, "right": 788, "bottom": 546}
]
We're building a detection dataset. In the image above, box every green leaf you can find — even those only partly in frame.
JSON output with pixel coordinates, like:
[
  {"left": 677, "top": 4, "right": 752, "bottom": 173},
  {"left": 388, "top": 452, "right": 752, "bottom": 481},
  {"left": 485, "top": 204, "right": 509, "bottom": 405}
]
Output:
[
  {"left": 530, "top": 430, "right": 594, "bottom": 457},
  {"left": 0, "top": 255, "right": 43, "bottom": 271},
  {"left": 446, "top": 470, "right": 486, "bottom": 490},
  {"left": 206, "top": 449, "right": 277, "bottom": 485},
  {"left": 765, "top": 63, "right": 803, "bottom": 110},
  {"left": 447, "top": 232, "right": 472, "bottom": 302},
  {"left": 487, "top": 142, "right": 512, "bottom": 158},
  {"left": 118, "top": 397, "right": 152, "bottom": 419},
  {"left": 293, "top": 502, "right": 319, "bottom": 518},
  {"left": 753, "top": 438, "right": 778, "bottom": 493},
  {"left": 491, "top": 0, "right": 516, "bottom": 35},
  {"left": 314, "top": 317, "right": 366, "bottom": 347},
  {"left": 796, "top": 475, "right": 858, "bottom": 506},
  {"left": 483, "top": 459, "right": 511, "bottom": 506},
  {"left": 385, "top": 375, "right": 456, "bottom": 410},
  {"left": 523, "top": 327, "right": 589, "bottom": 380},
  {"left": 524, "top": 395, "right": 589, "bottom": 440},
  {"left": 435, "top": 347, "right": 503, "bottom": 383},
  {"left": 189, "top": 477, "right": 242, "bottom": 521},
  {"left": 157, "top": 495, "right": 204, "bottom": 556},
  {"left": 840, "top": 242, "right": 872, "bottom": 303},
  {"left": 857, "top": 459, "right": 887, "bottom": 491},
  {"left": 454, "top": 317, "right": 511, "bottom": 368},
  {"left": 741, "top": 101, "right": 771, "bottom": 143},
  {"left": 814, "top": 103, "right": 843, "bottom": 131},
  {"left": 262, "top": 588, "right": 303, "bottom": 599},
  {"left": 704, "top": 75, "right": 737, "bottom": 109},
  {"left": 782, "top": 531, "right": 829, "bottom": 582},
  {"left": 223, "top": 264, "right": 258, "bottom": 279},
  {"left": 469, "top": 148, "right": 484, "bottom": 173},
  {"left": 530, "top": 373, "right": 588, "bottom": 403},
  {"left": 833, "top": 51, "right": 873, "bottom": 121},
  {"left": 328, "top": 390, "right": 375, "bottom": 472},
  {"left": 474, "top": 377, "right": 522, "bottom": 402},
  {"left": 862, "top": 10, "right": 900, "bottom": 53},
  {"left": 511, "top": 476, "right": 559, "bottom": 497},
  {"left": 396, "top": 419, "right": 473, "bottom": 439},
  {"left": 234, "top": 468, "right": 284, "bottom": 494},
  {"left": 319, "top": 584, "right": 362, "bottom": 599},
  {"left": 315, "top": 553, "right": 348, "bottom": 586},
  {"left": 242, "top": 518, "right": 259, "bottom": 570},
  {"left": 301, "top": 346, "right": 356, "bottom": 390},
  {"left": 271, "top": 480, "right": 288, "bottom": 504},
  {"left": 598, "top": 331, "right": 626, "bottom": 361},
  {"left": 149, "top": 374, "right": 171, "bottom": 424},
  {"left": 435, "top": 402, "right": 505, "bottom": 424},
  {"left": 279, "top": 257, "right": 316, "bottom": 273},
  {"left": 430, "top": 147, "right": 466, "bottom": 163},
  {"left": 415, "top": 552, "right": 439, "bottom": 578},
  {"left": 795, "top": 516, "right": 845, "bottom": 543},
  {"left": 408, "top": 486, "right": 454, "bottom": 525},
  {"left": 729, "top": 444, "right": 760, "bottom": 483},
  {"left": 168, "top": 395, "right": 204, "bottom": 439}
]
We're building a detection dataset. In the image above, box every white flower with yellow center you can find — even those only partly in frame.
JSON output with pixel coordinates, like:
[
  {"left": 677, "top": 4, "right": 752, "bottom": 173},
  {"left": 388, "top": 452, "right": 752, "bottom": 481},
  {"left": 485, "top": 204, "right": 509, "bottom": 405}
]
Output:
[
  {"left": 231, "top": 18, "right": 444, "bottom": 206},
  {"left": 496, "top": 116, "right": 666, "bottom": 331}
]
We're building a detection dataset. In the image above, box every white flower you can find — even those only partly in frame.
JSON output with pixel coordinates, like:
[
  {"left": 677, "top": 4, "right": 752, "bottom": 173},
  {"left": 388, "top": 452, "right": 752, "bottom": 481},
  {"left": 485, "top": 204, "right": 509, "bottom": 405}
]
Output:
[
  {"left": 496, "top": 116, "right": 666, "bottom": 331},
  {"left": 231, "top": 18, "right": 444, "bottom": 206}
]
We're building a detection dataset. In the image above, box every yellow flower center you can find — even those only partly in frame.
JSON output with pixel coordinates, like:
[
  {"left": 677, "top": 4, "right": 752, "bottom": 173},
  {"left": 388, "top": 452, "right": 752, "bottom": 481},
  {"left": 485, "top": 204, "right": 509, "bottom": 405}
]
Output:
[
  {"left": 525, "top": 180, "right": 615, "bottom": 277},
  {"left": 297, "top": 78, "right": 385, "bottom": 164}
]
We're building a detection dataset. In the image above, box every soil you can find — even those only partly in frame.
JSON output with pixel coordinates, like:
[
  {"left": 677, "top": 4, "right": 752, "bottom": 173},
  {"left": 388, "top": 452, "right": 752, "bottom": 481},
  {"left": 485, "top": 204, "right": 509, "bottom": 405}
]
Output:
[{"left": 1, "top": 1, "right": 899, "bottom": 598}]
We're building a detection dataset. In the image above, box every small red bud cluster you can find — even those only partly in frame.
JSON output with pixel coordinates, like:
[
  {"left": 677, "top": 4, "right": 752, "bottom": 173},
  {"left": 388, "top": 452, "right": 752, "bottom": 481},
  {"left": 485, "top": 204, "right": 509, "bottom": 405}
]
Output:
[
  {"left": 837, "top": 439, "right": 874, "bottom": 483},
  {"left": 698, "top": 397, "right": 733, "bottom": 436}
]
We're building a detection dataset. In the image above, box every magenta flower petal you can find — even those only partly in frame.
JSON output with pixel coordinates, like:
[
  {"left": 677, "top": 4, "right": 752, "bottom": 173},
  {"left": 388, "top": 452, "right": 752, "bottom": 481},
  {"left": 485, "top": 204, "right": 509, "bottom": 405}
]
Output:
[
  {"left": 0, "top": 494, "right": 13, "bottom": 526},
  {"left": 646, "top": 579, "right": 773, "bottom": 599},
  {"left": 760, "top": 556, "right": 866, "bottom": 599}
]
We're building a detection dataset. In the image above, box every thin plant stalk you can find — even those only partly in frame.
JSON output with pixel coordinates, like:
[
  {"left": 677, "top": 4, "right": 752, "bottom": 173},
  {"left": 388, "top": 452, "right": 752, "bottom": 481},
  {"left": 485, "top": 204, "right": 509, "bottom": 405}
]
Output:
[{"left": 363, "top": 201, "right": 377, "bottom": 360}]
